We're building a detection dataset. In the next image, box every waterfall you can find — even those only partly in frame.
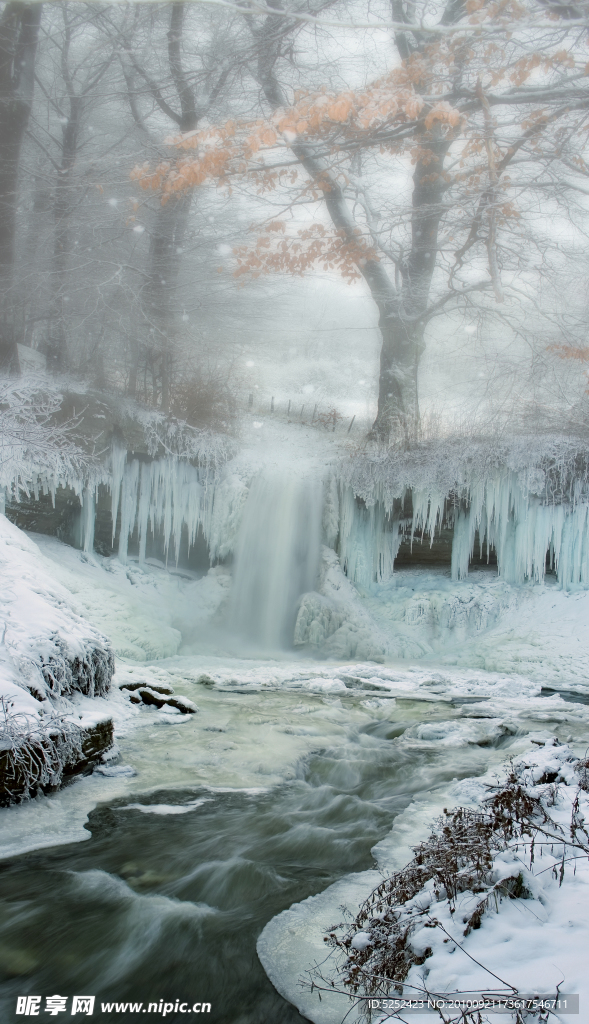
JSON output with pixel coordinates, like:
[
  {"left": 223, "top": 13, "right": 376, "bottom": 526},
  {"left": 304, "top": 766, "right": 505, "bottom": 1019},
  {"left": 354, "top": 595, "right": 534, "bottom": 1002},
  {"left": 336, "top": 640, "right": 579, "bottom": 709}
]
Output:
[
  {"left": 228, "top": 471, "right": 323, "bottom": 649},
  {"left": 7, "top": 437, "right": 589, "bottom": 591}
]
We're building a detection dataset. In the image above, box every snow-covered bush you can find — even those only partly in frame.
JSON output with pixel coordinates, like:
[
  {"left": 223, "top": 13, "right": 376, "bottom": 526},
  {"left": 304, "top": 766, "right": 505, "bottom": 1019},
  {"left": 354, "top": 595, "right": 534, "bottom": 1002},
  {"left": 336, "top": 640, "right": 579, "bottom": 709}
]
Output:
[
  {"left": 0, "top": 697, "right": 83, "bottom": 805},
  {"left": 0, "top": 376, "right": 90, "bottom": 494},
  {"left": 39, "top": 635, "right": 114, "bottom": 698},
  {"left": 317, "top": 745, "right": 589, "bottom": 1023}
]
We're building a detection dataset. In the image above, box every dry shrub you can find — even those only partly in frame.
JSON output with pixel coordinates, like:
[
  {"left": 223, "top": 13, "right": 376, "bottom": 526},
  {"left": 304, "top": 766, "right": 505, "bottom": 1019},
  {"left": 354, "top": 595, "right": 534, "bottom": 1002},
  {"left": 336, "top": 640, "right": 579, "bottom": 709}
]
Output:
[
  {"left": 316, "top": 407, "right": 342, "bottom": 431},
  {"left": 318, "top": 761, "right": 574, "bottom": 1020},
  {"left": 170, "top": 368, "right": 237, "bottom": 432},
  {"left": 574, "top": 756, "right": 589, "bottom": 792}
]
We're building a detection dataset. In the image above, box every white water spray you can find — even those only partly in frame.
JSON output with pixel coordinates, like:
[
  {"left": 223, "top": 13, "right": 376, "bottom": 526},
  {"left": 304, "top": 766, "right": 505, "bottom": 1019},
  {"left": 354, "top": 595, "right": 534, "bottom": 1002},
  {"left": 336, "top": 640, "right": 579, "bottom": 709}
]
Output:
[{"left": 228, "top": 471, "right": 323, "bottom": 649}]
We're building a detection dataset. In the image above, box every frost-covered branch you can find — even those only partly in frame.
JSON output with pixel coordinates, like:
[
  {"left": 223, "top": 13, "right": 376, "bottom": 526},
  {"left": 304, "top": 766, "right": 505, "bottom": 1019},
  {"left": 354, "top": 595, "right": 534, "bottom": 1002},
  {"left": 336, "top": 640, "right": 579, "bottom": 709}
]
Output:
[
  {"left": 0, "top": 696, "right": 83, "bottom": 805},
  {"left": 0, "top": 376, "right": 92, "bottom": 493},
  {"left": 142, "top": 412, "right": 235, "bottom": 468}
]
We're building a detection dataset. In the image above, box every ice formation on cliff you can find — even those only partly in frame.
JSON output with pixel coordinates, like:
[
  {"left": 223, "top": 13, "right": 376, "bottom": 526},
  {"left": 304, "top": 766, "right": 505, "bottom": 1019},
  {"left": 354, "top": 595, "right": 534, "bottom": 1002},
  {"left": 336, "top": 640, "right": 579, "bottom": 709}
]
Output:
[{"left": 4, "top": 436, "right": 589, "bottom": 604}]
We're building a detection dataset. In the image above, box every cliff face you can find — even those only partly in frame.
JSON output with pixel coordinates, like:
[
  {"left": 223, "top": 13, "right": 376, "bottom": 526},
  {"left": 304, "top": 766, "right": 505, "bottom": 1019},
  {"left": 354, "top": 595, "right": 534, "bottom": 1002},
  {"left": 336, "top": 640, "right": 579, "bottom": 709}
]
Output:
[{"left": 0, "top": 515, "right": 115, "bottom": 804}]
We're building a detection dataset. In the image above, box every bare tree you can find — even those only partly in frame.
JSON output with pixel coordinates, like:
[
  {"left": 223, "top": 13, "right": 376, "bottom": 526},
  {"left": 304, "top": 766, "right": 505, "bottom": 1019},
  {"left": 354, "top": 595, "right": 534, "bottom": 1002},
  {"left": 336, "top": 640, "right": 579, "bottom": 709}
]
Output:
[
  {"left": 141, "top": 0, "right": 589, "bottom": 440},
  {"left": 0, "top": 1, "right": 42, "bottom": 369},
  {"left": 115, "top": 1, "right": 237, "bottom": 409}
]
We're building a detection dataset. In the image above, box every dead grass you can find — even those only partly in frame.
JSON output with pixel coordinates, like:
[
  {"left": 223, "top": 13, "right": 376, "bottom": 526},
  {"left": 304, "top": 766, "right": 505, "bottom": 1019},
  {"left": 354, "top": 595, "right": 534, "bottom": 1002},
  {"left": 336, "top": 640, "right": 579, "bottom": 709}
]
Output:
[{"left": 309, "top": 757, "right": 585, "bottom": 1023}]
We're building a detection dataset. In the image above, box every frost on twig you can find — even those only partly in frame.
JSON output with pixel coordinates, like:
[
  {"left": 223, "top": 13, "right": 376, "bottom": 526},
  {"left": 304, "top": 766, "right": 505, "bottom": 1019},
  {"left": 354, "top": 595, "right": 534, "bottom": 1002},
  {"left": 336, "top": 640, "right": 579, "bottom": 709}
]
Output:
[
  {"left": 343, "top": 433, "right": 589, "bottom": 509},
  {"left": 0, "top": 697, "right": 83, "bottom": 805},
  {"left": 39, "top": 635, "right": 114, "bottom": 699},
  {"left": 0, "top": 376, "right": 92, "bottom": 493},
  {"left": 142, "top": 412, "right": 235, "bottom": 468}
]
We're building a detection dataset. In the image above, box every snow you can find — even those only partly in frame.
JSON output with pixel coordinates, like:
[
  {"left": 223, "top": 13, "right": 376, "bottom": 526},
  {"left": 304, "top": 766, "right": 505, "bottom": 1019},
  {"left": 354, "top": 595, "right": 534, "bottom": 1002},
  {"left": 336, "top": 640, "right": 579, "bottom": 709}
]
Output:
[
  {"left": 27, "top": 533, "right": 229, "bottom": 662},
  {"left": 93, "top": 764, "right": 137, "bottom": 778},
  {"left": 117, "top": 798, "right": 210, "bottom": 814},
  {"left": 258, "top": 742, "right": 589, "bottom": 1024},
  {"left": 0, "top": 515, "right": 113, "bottom": 725}
]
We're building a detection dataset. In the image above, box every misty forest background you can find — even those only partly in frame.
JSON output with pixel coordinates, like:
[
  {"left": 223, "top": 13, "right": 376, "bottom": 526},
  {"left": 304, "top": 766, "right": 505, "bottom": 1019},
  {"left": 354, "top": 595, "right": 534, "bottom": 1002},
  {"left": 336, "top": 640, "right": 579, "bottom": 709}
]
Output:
[{"left": 0, "top": 0, "right": 588, "bottom": 448}]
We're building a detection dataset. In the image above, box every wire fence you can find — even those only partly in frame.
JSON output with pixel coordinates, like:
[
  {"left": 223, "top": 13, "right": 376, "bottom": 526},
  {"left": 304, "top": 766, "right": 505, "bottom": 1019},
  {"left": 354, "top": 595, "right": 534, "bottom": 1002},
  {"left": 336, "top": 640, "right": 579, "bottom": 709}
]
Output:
[{"left": 246, "top": 393, "right": 359, "bottom": 434}]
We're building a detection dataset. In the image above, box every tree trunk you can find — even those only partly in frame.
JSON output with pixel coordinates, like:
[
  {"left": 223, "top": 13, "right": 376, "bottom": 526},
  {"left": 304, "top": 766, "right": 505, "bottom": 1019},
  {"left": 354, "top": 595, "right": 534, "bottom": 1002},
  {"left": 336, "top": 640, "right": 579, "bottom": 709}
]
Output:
[
  {"left": 143, "top": 190, "right": 192, "bottom": 410},
  {"left": 251, "top": 15, "right": 447, "bottom": 443},
  {"left": 47, "top": 93, "right": 82, "bottom": 372},
  {"left": 372, "top": 140, "right": 448, "bottom": 440},
  {"left": 139, "top": 2, "right": 197, "bottom": 411},
  {"left": 0, "top": 2, "right": 42, "bottom": 369},
  {"left": 374, "top": 315, "right": 423, "bottom": 443}
]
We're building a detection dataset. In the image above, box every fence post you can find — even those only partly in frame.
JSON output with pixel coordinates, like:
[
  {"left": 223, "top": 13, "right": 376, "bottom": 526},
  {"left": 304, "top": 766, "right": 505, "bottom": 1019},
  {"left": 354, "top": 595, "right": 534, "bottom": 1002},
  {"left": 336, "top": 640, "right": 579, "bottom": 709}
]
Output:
[{"left": 347, "top": 415, "right": 356, "bottom": 433}]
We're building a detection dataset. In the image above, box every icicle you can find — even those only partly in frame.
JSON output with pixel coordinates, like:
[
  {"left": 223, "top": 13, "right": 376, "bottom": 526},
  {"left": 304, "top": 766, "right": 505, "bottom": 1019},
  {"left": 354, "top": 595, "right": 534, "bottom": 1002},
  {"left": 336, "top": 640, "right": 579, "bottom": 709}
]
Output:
[
  {"left": 110, "top": 445, "right": 126, "bottom": 545},
  {"left": 137, "top": 462, "right": 151, "bottom": 563},
  {"left": 81, "top": 486, "right": 95, "bottom": 554},
  {"left": 336, "top": 485, "right": 402, "bottom": 587},
  {"left": 322, "top": 473, "right": 340, "bottom": 548},
  {"left": 11, "top": 436, "right": 589, "bottom": 596},
  {"left": 451, "top": 509, "right": 476, "bottom": 580},
  {"left": 118, "top": 459, "right": 140, "bottom": 564}
]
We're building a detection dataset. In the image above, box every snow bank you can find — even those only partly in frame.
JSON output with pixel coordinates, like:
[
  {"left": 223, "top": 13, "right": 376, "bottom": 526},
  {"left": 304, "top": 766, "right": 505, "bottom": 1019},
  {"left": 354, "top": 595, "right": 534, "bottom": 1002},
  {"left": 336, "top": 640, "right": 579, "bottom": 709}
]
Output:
[
  {"left": 0, "top": 515, "right": 115, "bottom": 802},
  {"left": 258, "top": 741, "right": 589, "bottom": 1024}
]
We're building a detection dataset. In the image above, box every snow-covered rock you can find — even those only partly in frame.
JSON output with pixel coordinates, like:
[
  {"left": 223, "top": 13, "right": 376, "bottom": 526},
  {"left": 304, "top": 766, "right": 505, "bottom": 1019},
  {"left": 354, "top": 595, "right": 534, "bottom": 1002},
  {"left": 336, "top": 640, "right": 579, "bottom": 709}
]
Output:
[
  {"left": 294, "top": 547, "right": 387, "bottom": 661},
  {"left": 0, "top": 515, "right": 115, "bottom": 802}
]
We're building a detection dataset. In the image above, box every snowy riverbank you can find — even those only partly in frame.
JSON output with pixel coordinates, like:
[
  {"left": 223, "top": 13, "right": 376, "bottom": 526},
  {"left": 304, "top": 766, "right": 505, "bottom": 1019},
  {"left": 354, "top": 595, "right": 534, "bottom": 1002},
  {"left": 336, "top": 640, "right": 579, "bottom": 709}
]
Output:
[
  {"left": 259, "top": 740, "right": 589, "bottom": 1024},
  {"left": 0, "top": 516, "right": 115, "bottom": 803}
]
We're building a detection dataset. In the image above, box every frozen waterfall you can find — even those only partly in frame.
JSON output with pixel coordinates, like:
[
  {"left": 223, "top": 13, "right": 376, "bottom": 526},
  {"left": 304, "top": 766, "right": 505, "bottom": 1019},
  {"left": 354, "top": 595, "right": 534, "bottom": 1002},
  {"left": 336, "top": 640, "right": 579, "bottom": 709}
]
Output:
[
  {"left": 5, "top": 437, "right": 589, "bottom": 593},
  {"left": 228, "top": 471, "right": 323, "bottom": 649}
]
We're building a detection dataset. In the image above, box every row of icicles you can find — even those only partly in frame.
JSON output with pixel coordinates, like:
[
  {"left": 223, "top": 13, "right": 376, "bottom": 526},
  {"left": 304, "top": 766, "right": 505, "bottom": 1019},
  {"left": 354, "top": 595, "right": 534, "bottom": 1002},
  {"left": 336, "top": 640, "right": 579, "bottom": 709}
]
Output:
[{"left": 5, "top": 449, "right": 589, "bottom": 591}]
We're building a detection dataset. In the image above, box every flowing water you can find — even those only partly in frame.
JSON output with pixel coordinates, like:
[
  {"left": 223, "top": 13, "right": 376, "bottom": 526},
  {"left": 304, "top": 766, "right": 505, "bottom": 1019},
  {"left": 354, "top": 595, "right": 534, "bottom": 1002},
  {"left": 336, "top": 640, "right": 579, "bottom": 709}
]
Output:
[
  {"left": 228, "top": 471, "right": 323, "bottom": 649},
  {"left": 0, "top": 697, "right": 510, "bottom": 1024}
]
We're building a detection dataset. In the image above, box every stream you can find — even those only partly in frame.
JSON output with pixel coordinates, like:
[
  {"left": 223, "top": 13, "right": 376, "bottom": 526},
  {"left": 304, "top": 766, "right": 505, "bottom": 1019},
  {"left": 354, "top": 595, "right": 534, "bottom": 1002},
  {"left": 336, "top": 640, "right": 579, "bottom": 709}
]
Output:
[{"left": 0, "top": 686, "right": 519, "bottom": 1024}]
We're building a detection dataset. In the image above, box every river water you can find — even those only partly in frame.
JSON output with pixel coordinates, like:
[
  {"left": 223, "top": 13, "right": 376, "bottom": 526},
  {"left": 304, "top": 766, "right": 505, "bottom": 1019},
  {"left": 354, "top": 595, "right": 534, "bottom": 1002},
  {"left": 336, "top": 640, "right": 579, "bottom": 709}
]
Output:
[{"left": 0, "top": 677, "right": 538, "bottom": 1024}]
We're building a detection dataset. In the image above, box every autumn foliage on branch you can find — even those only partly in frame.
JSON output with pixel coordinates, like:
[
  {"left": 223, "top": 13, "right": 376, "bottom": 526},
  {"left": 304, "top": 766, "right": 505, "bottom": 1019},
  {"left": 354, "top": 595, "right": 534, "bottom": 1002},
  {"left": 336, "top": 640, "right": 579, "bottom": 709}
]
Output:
[
  {"left": 129, "top": 57, "right": 466, "bottom": 277},
  {"left": 131, "top": 1, "right": 588, "bottom": 289}
]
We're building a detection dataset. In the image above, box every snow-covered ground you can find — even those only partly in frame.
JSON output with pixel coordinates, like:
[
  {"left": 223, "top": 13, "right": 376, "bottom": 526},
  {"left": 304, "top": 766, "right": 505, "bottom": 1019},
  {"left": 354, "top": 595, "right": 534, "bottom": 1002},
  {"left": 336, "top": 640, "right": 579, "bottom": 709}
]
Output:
[
  {"left": 0, "top": 516, "right": 114, "bottom": 761},
  {"left": 2, "top": 502, "right": 589, "bottom": 1022}
]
